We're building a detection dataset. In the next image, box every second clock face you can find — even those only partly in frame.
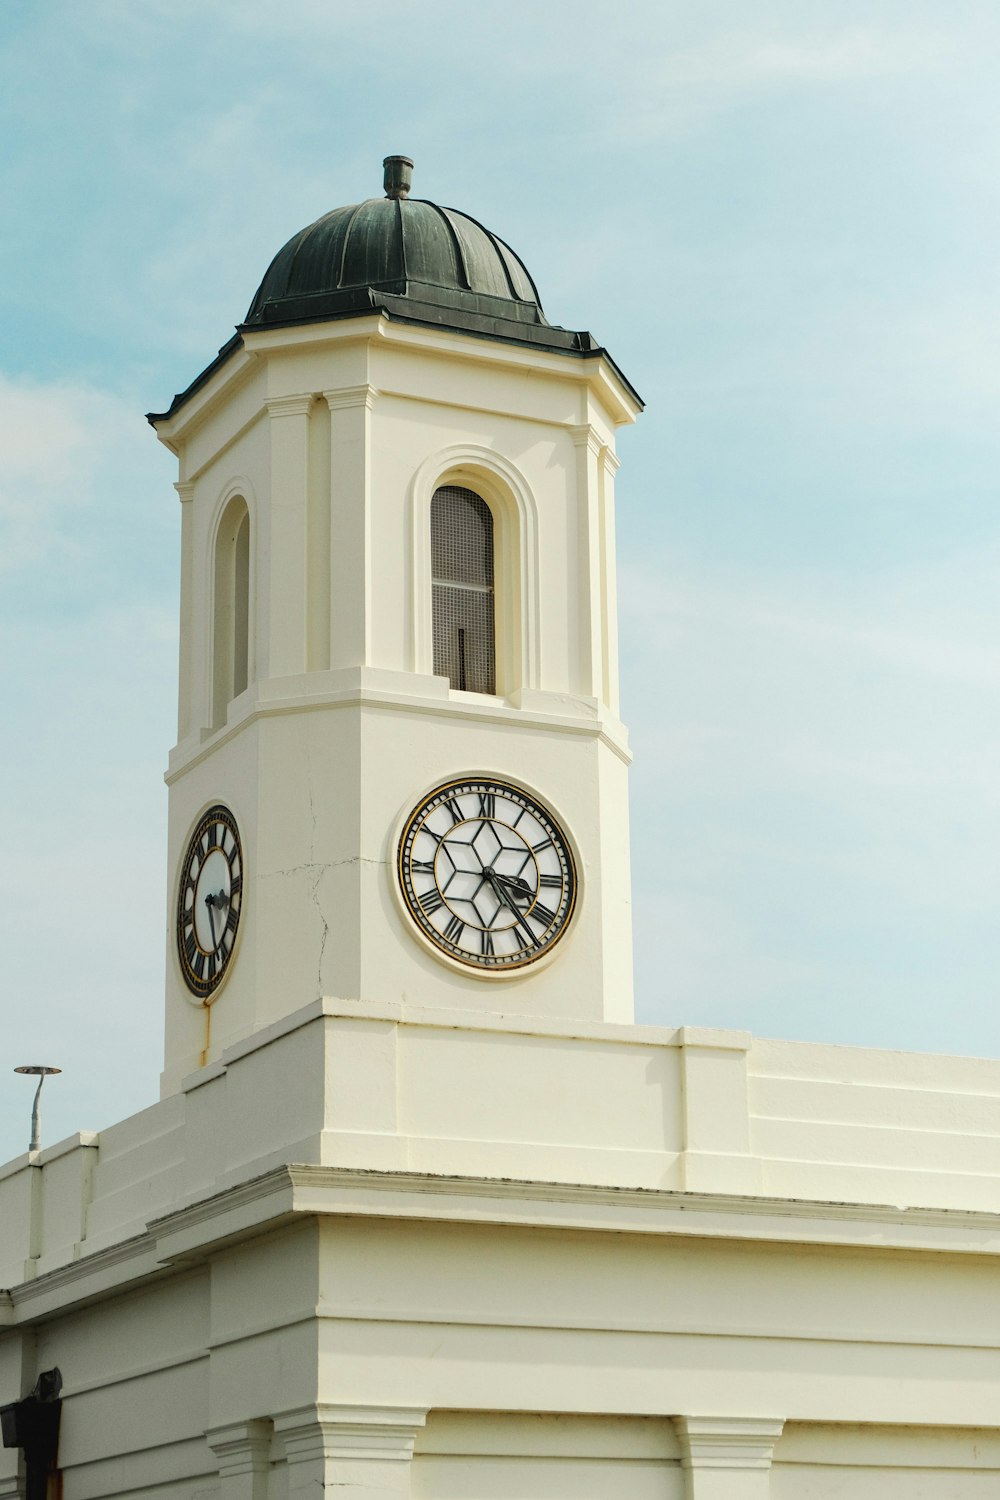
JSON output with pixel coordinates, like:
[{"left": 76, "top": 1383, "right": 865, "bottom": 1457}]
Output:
[
  {"left": 176, "top": 804, "right": 243, "bottom": 999},
  {"left": 397, "top": 777, "right": 576, "bottom": 971}
]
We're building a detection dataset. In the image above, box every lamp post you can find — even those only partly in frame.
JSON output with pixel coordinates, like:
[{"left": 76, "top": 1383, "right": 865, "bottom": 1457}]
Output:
[{"left": 13, "top": 1067, "right": 61, "bottom": 1153}]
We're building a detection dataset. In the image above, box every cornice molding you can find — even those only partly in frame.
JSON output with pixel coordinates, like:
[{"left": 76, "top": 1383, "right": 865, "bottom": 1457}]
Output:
[
  {"left": 151, "top": 1163, "right": 1000, "bottom": 1271},
  {"left": 242, "top": 316, "right": 641, "bottom": 425},
  {"left": 164, "top": 680, "right": 631, "bottom": 784},
  {"left": 11, "top": 1160, "right": 1000, "bottom": 1326},
  {"left": 150, "top": 342, "right": 259, "bottom": 446},
  {"left": 9, "top": 1227, "right": 159, "bottom": 1314},
  {"left": 280, "top": 1163, "right": 1000, "bottom": 1236},
  {"left": 148, "top": 1163, "right": 296, "bottom": 1241}
]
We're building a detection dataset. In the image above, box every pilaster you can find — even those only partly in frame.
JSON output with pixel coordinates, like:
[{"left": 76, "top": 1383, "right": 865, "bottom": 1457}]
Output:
[
  {"left": 675, "top": 1416, "right": 785, "bottom": 1499},
  {"left": 677, "top": 1028, "right": 762, "bottom": 1194},
  {"left": 325, "top": 385, "right": 377, "bottom": 670},
  {"left": 175, "top": 480, "right": 196, "bottom": 738},
  {"left": 598, "top": 443, "right": 621, "bottom": 714},
  {"left": 206, "top": 1420, "right": 272, "bottom": 1500},
  {"left": 265, "top": 395, "right": 313, "bottom": 679},
  {"left": 570, "top": 424, "right": 606, "bottom": 699},
  {"left": 274, "top": 1404, "right": 426, "bottom": 1500}
]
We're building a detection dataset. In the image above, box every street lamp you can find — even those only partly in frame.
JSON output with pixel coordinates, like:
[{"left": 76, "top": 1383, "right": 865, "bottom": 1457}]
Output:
[{"left": 13, "top": 1067, "right": 61, "bottom": 1154}]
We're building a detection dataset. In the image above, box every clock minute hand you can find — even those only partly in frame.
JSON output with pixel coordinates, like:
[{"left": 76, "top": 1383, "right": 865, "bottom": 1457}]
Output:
[
  {"left": 205, "top": 891, "right": 219, "bottom": 952},
  {"left": 486, "top": 873, "right": 518, "bottom": 915}
]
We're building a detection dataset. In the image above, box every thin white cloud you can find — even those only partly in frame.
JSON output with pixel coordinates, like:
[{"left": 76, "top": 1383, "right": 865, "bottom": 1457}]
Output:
[
  {"left": 620, "top": 20, "right": 959, "bottom": 142},
  {"left": 724, "top": 29, "right": 944, "bottom": 84},
  {"left": 0, "top": 375, "right": 157, "bottom": 573},
  {"left": 622, "top": 548, "right": 1000, "bottom": 1039},
  {"left": 623, "top": 554, "right": 1000, "bottom": 690}
]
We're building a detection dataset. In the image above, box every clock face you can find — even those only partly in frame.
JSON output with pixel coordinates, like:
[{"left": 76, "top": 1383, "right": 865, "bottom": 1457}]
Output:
[
  {"left": 176, "top": 805, "right": 243, "bottom": 999},
  {"left": 397, "top": 777, "right": 576, "bottom": 971}
]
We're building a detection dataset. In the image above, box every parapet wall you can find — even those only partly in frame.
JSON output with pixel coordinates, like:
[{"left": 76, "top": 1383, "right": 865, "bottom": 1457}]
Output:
[{"left": 3, "top": 999, "right": 1000, "bottom": 1291}]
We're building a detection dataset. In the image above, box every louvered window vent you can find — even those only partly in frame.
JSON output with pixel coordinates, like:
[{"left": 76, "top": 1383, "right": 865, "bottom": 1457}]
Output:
[{"left": 431, "top": 485, "right": 496, "bottom": 694}]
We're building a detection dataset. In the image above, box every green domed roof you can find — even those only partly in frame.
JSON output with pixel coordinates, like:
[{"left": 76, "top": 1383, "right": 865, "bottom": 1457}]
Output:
[
  {"left": 148, "top": 158, "right": 642, "bottom": 426},
  {"left": 245, "top": 157, "right": 547, "bottom": 332}
]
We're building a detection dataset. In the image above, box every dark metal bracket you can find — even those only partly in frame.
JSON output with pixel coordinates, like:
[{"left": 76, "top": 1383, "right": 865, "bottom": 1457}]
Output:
[{"left": 1, "top": 1368, "right": 63, "bottom": 1500}]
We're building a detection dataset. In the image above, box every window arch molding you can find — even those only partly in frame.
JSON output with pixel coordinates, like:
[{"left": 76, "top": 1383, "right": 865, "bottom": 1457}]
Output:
[
  {"left": 207, "top": 477, "right": 257, "bottom": 729},
  {"left": 408, "top": 446, "right": 540, "bottom": 697}
]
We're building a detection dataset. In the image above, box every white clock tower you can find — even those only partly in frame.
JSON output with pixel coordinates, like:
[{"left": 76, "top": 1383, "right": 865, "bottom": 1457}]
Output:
[
  {"left": 150, "top": 156, "right": 642, "bottom": 1094},
  {"left": 5, "top": 155, "right": 995, "bottom": 1500}
]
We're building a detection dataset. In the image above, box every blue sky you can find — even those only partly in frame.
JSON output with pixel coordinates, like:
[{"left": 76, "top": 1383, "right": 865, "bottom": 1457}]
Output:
[{"left": 2, "top": 0, "right": 999, "bottom": 1160}]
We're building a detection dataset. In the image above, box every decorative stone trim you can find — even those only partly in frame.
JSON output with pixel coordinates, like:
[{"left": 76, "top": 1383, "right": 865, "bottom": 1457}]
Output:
[
  {"left": 273, "top": 1404, "right": 427, "bottom": 1464},
  {"left": 264, "top": 395, "right": 314, "bottom": 418},
  {"left": 206, "top": 1420, "right": 272, "bottom": 1500},
  {"left": 206, "top": 1418, "right": 273, "bottom": 1473},
  {"left": 323, "top": 384, "right": 378, "bottom": 412},
  {"left": 568, "top": 422, "right": 605, "bottom": 457},
  {"left": 675, "top": 1415, "right": 785, "bottom": 1469}
]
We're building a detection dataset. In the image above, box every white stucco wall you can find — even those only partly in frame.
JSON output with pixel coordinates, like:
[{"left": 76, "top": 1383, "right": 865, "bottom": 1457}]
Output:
[
  {"left": 7, "top": 1003, "right": 1000, "bottom": 1289},
  {"left": 4, "top": 1008, "right": 1000, "bottom": 1498}
]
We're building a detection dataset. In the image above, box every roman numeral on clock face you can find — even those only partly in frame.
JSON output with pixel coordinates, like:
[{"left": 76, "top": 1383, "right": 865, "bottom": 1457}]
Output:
[
  {"left": 529, "top": 903, "right": 558, "bottom": 928},
  {"left": 514, "top": 919, "right": 539, "bottom": 950},
  {"left": 443, "top": 914, "right": 465, "bottom": 944}
]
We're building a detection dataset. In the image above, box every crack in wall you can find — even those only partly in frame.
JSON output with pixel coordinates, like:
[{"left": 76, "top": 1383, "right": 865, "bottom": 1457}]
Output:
[
  {"left": 310, "top": 866, "right": 329, "bottom": 990},
  {"left": 305, "top": 747, "right": 318, "bottom": 864},
  {"left": 258, "top": 857, "right": 383, "bottom": 992},
  {"left": 261, "top": 857, "right": 385, "bottom": 878}
]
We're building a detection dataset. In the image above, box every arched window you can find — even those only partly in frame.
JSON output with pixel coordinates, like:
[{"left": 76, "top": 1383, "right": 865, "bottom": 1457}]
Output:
[
  {"left": 431, "top": 485, "right": 495, "bottom": 694},
  {"left": 213, "top": 496, "right": 251, "bottom": 726}
]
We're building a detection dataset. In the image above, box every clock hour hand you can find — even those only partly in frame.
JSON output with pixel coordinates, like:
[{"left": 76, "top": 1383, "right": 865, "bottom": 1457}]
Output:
[
  {"left": 486, "top": 874, "right": 517, "bottom": 917},
  {"left": 204, "top": 890, "right": 229, "bottom": 952},
  {"left": 492, "top": 871, "right": 533, "bottom": 903},
  {"left": 486, "top": 874, "right": 537, "bottom": 945}
]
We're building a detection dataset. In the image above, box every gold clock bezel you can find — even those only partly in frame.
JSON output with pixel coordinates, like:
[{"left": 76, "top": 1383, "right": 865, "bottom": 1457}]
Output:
[
  {"left": 396, "top": 774, "right": 578, "bottom": 975},
  {"left": 176, "top": 803, "right": 244, "bottom": 1001}
]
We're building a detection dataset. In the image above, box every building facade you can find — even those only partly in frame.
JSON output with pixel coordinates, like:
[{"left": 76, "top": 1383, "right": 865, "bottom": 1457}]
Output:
[{"left": 3, "top": 157, "right": 1000, "bottom": 1500}]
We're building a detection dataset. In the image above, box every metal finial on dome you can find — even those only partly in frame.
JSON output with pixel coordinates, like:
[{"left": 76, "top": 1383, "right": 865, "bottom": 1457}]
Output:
[{"left": 383, "top": 155, "right": 414, "bottom": 200}]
